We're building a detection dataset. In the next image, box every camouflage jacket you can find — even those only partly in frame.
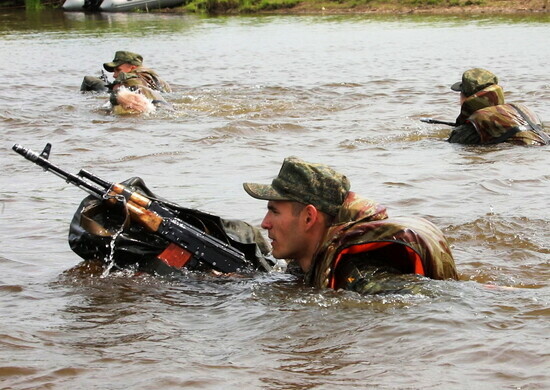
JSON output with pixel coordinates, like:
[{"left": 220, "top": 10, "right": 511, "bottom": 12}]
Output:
[
  {"left": 112, "top": 67, "right": 172, "bottom": 93},
  {"left": 304, "top": 192, "right": 458, "bottom": 292},
  {"left": 450, "top": 85, "right": 549, "bottom": 146},
  {"left": 110, "top": 67, "right": 173, "bottom": 112}
]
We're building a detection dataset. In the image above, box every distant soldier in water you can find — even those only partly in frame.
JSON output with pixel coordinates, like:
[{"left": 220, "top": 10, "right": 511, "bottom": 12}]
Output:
[
  {"left": 81, "top": 50, "right": 172, "bottom": 114},
  {"left": 448, "top": 68, "right": 549, "bottom": 146},
  {"left": 243, "top": 157, "right": 459, "bottom": 295}
]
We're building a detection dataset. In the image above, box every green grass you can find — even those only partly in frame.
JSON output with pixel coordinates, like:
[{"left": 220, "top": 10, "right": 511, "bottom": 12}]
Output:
[
  {"left": 182, "top": 0, "right": 300, "bottom": 13},
  {"left": 25, "top": 0, "right": 44, "bottom": 8},
  {"left": 178, "top": 0, "right": 489, "bottom": 14},
  {"left": 1, "top": 0, "right": 539, "bottom": 14}
]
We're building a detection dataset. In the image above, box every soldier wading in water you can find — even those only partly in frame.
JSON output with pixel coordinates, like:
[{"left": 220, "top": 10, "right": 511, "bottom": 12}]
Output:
[
  {"left": 448, "top": 68, "right": 549, "bottom": 146},
  {"left": 244, "top": 157, "right": 459, "bottom": 295},
  {"left": 81, "top": 50, "right": 172, "bottom": 114}
]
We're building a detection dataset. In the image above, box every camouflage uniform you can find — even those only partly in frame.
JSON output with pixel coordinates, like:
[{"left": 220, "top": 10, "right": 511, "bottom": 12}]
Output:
[
  {"left": 304, "top": 194, "right": 458, "bottom": 293},
  {"left": 244, "top": 157, "right": 459, "bottom": 295},
  {"left": 448, "top": 68, "right": 549, "bottom": 146},
  {"left": 109, "top": 76, "right": 170, "bottom": 113},
  {"left": 110, "top": 66, "right": 172, "bottom": 94}
]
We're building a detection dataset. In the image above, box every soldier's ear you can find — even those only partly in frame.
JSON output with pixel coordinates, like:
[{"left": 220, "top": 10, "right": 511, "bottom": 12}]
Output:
[{"left": 303, "top": 204, "right": 319, "bottom": 227}]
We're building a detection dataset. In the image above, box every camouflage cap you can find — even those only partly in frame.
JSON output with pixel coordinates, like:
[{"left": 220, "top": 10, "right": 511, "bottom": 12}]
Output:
[
  {"left": 451, "top": 68, "right": 498, "bottom": 97},
  {"left": 103, "top": 51, "right": 143, "bottom": 72},
  {"left": 243, "top": 156, "right": 350, "bottom": 216}
]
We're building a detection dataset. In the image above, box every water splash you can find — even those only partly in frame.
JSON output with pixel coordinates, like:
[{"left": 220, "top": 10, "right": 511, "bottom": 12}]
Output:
[{"left": 101, "top": 194, "right": 127, "bottom": 278}]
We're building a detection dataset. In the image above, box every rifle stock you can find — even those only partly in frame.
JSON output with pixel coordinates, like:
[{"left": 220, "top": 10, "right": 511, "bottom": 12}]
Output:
[{"left": 12, "top": 143, "right": 249, "bottom": 274}]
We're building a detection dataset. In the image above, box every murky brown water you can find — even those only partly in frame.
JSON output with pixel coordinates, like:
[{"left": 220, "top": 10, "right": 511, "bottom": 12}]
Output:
[{"left": 1, "top": 9, "right": 549, "bottom": 390}]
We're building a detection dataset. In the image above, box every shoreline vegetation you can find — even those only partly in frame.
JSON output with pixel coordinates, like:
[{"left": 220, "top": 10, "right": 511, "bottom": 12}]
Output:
[
  {"left": 174, "top": 0, "right": 550, "bottom": 15},
  {"left": 4, "top": 0, "right": 549, "bottom": 15}
]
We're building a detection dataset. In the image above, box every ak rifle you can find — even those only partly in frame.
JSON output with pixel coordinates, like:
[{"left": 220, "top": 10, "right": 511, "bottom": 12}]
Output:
[
  {"left": 12, "top": 143, "right": 249, "bottom": 273},
  {"left": 420, "top": 118, "right": 457, "bottom": 127}
]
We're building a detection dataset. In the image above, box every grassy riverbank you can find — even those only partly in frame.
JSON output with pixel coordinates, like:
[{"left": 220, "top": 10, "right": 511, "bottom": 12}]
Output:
[
  {"left": 173, "top": 0, "right": 549, "bottom": 15},
  {"left": 3, "top": 0, "right": 548, "bottom": 14}
]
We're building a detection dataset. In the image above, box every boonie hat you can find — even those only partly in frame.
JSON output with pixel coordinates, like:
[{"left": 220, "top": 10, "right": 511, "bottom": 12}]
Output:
[
  {"left": 103, "top": 51, "right": 143, "bottom": 72},
  {"left": 243, "top": 156, "right": 350, "bottom": 216},
  {"left": 451, "top": 68, "right": 498, "bottom": 97}
]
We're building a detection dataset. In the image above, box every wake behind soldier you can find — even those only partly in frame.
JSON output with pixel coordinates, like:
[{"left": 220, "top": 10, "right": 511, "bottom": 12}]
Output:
[
  {"left": 81, "top": 50, "right": 172, "bottom": 113},
  {"left": 243, "top": 157, "right": 459, "bottom": 295},
  {"left": 447, "top": 68, "right": 549, "bottom": 146}
]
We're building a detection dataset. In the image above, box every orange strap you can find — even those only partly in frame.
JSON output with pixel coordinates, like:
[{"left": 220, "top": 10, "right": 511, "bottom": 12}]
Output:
[
  {"left": 329, "top": 241, "right": 425, "bottom": 289},
  {"left": 157, "top": 243, "right": 193, "bottom": 269}
]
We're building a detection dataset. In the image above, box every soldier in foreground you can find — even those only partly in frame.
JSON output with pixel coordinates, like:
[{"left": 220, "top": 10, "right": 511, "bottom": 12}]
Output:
[
  {"left": 244, "top": 157, "right": 459, "bottom": 294},
  {"left": 447, "top": 68, "right": 549, "bottom": 146},
  {"left": 81, "top": 50, "right": 172, "bottom": 114}
]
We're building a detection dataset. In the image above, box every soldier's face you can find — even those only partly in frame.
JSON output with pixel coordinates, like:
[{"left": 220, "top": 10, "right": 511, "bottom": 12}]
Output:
[
  {"left": 261, "top": 200, "right": 307, "bottom": 261},
  {"left": 113, "top": 63, "right": 136, "bottom": 78}
]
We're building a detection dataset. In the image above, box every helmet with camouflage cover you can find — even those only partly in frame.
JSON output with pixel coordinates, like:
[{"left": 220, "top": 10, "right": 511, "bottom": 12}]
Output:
[
  {"left": 451, "top": 68, "right": 498, "bottom": 97},
  {"left": 104, "top": 51, "right": 143, "bottom": 72},
  {"left": 243, "top": 156, "right": 350, "bottom": 217}
]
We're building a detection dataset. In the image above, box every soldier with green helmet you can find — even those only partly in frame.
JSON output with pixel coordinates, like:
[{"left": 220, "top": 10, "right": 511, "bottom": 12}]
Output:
[
  {"left": 81, "top": 50, "right": 172, "bottom": 113},
  {"left": 448, "top": 68, "right": 549, "bottom": 146},
  {"left": 244, "top": 157, "right": 459, "bottom": 295}
]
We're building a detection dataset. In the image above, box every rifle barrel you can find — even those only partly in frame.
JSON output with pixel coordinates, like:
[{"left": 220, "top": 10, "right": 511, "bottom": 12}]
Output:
[
  {"left": 420, "top": 118, "right": 457, "bottom": 127},
  {"left": 12, "top": 144, "right": 104, "bottom": 198},
  {"left": 79, "top": 169, "right": 112, "bottom": 189}
]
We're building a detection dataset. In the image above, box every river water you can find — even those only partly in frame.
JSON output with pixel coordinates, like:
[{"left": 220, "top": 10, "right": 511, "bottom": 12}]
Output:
[{"left": 0, "top": 9, "right": 549, "bottom": 390}]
